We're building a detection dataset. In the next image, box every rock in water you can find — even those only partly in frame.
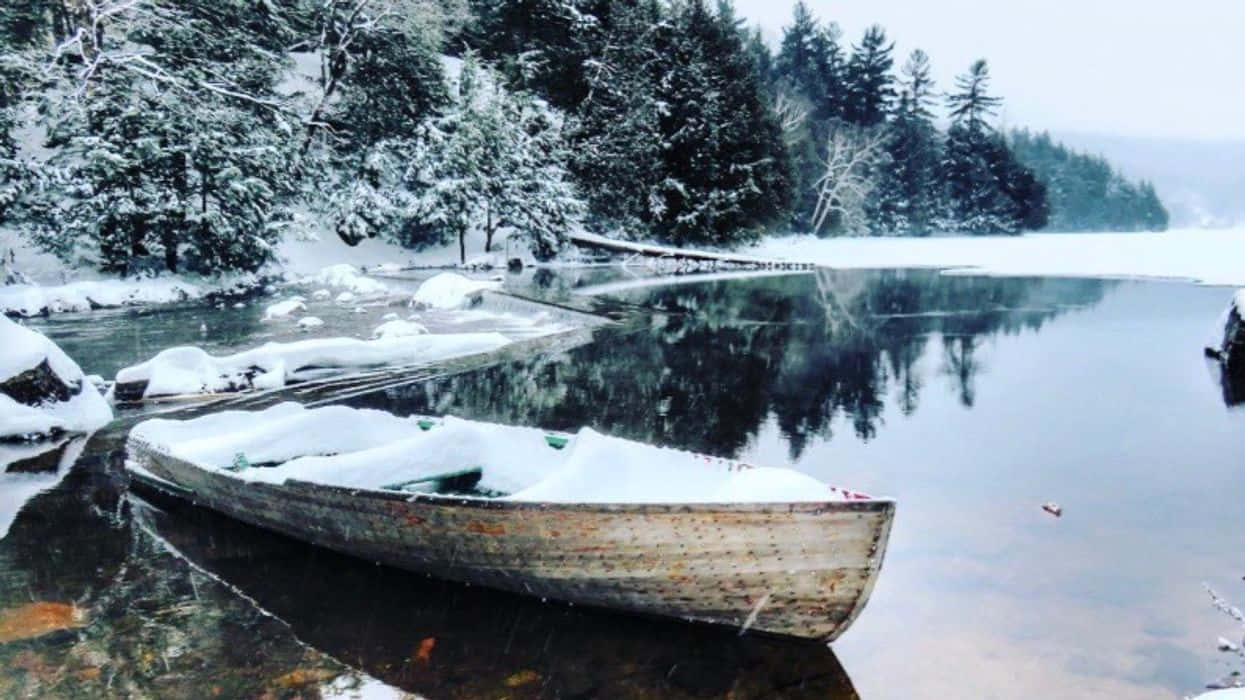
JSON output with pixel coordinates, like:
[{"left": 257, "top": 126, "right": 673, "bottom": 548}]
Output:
[
  {"left": 1212, "top": 291, "right": 1245, "bottom": 405},
  {"left": 0, "top": 316, "right": 113, "bottom": 440}
]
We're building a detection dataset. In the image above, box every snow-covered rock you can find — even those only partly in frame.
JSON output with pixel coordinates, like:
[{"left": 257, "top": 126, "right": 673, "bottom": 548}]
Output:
[
  {"left": 334, "top": 291, "right": 355, "bottom": 304},
  {"left": 372, "top": 320, "right": 427, "bottom": 339},
  {"left": 1211, "top": 290, "right": 1245, "bottom": 404},
  {"left": 381, "top": 312, "right": 400, "bottom": 321},
  {"left": 314, "top": 264, "right": 388, "bottom": 297},
  {"left": 113, "top": 332, "right": 511, "bottom": 400},
  {"left": 410, "top": 272, "right": 500, "bottom": 310},
  {"left": 297, "top": 316, "right": 325, "bottom": 331},
  {"left": 263, "top": 297, "right": 306, "bottom": 320},
  {"left": 311, "top": 289, "right": 332, "bottom": 301},
  {"left": 0, "top": 316, "right": 113, "bottom": 440}
]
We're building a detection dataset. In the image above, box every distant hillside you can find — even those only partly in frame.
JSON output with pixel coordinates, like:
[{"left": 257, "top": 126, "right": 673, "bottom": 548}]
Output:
[
  {"left": 1053, "top": 132, "right": 1245, "bottom": 229},
  {"left": 1010, "top": 130, "right": 1168, "bottom": 232}
]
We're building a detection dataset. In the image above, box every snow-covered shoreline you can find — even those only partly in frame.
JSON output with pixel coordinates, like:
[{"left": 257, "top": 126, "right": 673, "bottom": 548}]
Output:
[{"left": 753, "top": 228, "right": 1245, "bottom": 286}]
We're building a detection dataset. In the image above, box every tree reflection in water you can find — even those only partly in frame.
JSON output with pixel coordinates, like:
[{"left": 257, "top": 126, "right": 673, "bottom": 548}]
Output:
[{"left": 353, "top": 269, "right": 1108, "bottom": 460}]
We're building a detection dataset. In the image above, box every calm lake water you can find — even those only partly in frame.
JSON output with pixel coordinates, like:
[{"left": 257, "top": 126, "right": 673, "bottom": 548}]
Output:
[{"left": 3, "top": 268, "right": 1242, "bottom": 699}]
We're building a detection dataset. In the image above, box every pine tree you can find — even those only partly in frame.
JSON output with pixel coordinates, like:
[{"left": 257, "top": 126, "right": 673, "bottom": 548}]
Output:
[
  {"left": 567, "top": 0, "right": 664, "bottom": 235},
  {"left": 868, "top": 50, "right": 940, "bottom": 234},
  {"left": 18, "top": 1, "right": 297, "bottom": 274},
  {"left": 941, "top": 60, "right": 1047, "bottom": 233},
  {"left": 646, "top": 0, "right": 791, "bottom": 246},
  {"left": 775, "top": 3, "right": 844, "bottom": 121},
  {"left": 842, "top": 26, "right": 895, "bottom": 127},
  {"left": 406, "top": 57, "right": 584, "bottom": 262}
]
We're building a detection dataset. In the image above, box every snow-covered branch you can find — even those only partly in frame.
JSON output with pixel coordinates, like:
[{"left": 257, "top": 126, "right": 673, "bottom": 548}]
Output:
[{"left": 811, "top": 125, "right": 888, "bottom": 235}]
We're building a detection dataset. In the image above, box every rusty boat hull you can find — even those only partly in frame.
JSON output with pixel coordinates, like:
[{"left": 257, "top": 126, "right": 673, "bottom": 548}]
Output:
[{"left": 125, "top": 438, "right": 894, "bottom": 642}]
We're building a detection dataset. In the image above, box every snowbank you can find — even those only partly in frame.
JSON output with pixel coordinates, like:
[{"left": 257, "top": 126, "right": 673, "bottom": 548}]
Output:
[
  {"left": 0, "top": 277, "right": 203, "bottom": 317},
  {"left": 113, "top": 332, "right": 511, "bottom": 400},
  {"left": 0, "top": 316, "right": 113, "bottom": 440},
  {"left": 313, "top": 264, "right": 388, "bottom": 297},
  {"left": 130, "top": 404, "right": 868, "bottom": 503},
  {"left": 411, "top": 272, "right": 500, "bottom": 310},
  {"left": 372, "top": 320, "right": 427, "bottom": 339},
  {"left": 1192, "top": 691, "right": 1245, "bottom": 699},
  {"left": 753, "top": 228, "right": 1245, "bottom": 285}
]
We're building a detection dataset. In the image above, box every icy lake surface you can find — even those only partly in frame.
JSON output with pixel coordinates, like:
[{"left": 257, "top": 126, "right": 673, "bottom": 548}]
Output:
[{"left": 3, "top": 268, "right": 1243, "bottom": 699}]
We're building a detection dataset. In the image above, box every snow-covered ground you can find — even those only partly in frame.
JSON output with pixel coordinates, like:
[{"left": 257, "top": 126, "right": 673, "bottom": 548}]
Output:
[
  {"left": 129, "top": 403, "right": 871, "bottom": 503},
  {"left": 754, "top": 228, "right": 1245, "bottom": 286}
]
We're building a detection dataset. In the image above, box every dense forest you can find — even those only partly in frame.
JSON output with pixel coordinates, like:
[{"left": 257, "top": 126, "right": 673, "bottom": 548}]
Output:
[{"left": 0, "top": 0, "right": 1167, "bottom": 276}]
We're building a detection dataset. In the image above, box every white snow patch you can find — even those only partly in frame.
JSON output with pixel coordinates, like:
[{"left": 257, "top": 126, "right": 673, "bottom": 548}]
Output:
[
  {"left": 312, "top": 264, "right": 388, "bottom": 297},
  {"left": 312, "top": 289, "right": 332, "bottom": 301},
  {"left": 1192, "top": 691, "right": 1245, "bottom": 700},
  {"left": 411, "top": 272, "right": 500, "bottom": 310},
  {"left": 753, "top": 228, "right": 1245, "bottom": 285},
  {"left": 263, "top": 297, "right": 307, "bottom": 320},
  {"left": 115, "top": 333, "right": 511, "bottom": 399},
  {"left": 130, "top": 404, "right": 870, "bottom": 504},
  {"left": 381, "top": 312, "right": 400, "bottom": 321},
  {"left": 0, "top": 277, "right": 204, "bottom": 317},
  {"left": 372, "top": 320, "right": 427, "bottom": 339},
  {"left": 0, "top": 316, "right": 113, "bottom": 439},
  {"left": 320, "top": 673, "right": 414, "bottom": 700},
  {"left": 297, "top": 316, "right": 324, "bottom": 331}
]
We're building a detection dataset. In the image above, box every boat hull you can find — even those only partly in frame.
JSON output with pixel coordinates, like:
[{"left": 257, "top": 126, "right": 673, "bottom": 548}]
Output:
[{"left": 127, "top": 438, "right": 894, "bottom": 642}]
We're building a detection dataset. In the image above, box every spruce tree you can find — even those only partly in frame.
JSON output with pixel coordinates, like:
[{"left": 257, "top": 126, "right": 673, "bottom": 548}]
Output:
[
  {"left": 871, "top": 49, "right": 940, "bottom": 234},
  {"left": 647, "top": 0, "right": 791, "bottom": 245},
  {"left": 842, "top": 26, "right": 896, "bottom": 127},
  {"left": 942, "top": 60, "right": 1047, "bottom": 233}
]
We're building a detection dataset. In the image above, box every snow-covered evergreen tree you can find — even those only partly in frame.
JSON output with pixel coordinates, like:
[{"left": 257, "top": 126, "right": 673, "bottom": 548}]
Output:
[
  {"left": 842, "top": 26, "right": 896, "bottom": 127},
  {"left": 941, "top": 60, "right": 1046, "bottom": 234},
  {"left": 407, "top": 57, "right": 583, "bottom": 261},
  {"left": 870, "top": 49, "right": 941, "bottom": 234},
  {"left": 16, "top": 1, "right": 297, "bottom": 274}
]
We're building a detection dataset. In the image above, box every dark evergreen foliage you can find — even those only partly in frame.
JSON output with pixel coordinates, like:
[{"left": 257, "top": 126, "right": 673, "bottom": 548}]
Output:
[
  {"left": 842, "top": 26, "right": 895, "bottom": 127},
  {"left": 0, "top": 0, "right": 1170, "bottom": 274},
  {"left": 1010, "top": 130, "right": 1169, "bottom": 231}
]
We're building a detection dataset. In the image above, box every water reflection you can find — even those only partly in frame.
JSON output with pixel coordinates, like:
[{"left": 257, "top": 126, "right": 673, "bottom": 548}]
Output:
[
  {"left": 350, "top": 270, "right": 1108, "bottom": 459},
  {"left": 131, "top": 489, "right": 860, "bottom": 699}
]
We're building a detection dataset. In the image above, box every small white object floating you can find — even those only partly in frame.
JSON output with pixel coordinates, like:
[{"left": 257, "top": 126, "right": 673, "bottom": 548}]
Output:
[
  {"left": 125, "top": 403, "right": 894, "bottom": 641},
  {"left": 296, "top": 317, "right": 325, "bottom": 331},
  {"left": 1042, "top": 502, "right": 1062, "bottom": 517}
]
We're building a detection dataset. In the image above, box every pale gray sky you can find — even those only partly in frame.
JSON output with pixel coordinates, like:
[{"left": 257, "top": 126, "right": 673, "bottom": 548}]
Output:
[{"left": 732, "top": 0, "right": 1245, "bottom": 142}]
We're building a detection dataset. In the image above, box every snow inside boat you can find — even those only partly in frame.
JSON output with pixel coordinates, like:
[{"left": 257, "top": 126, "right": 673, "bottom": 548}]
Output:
[{"left": 125, "top": 403, "right": 894, "bottom": 641}]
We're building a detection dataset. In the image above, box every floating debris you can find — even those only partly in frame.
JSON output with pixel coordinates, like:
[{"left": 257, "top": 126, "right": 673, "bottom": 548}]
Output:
[{"left": 1042, "top": 502, "right": 1062, "bottom": 517}]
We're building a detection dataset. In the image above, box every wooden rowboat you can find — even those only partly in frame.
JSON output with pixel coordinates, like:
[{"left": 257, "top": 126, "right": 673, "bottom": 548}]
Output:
[{"left": 124, "top": 405, "right": 894, "bottom": 642}]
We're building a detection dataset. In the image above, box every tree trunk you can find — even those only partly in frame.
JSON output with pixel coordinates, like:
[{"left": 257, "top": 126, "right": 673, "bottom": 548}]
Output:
[
  {"left": 458, "top": 227, "right": 466, "bottom": 264},
  {"left": 484, "top": 205, "right": 493, "bottom": 253}
]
